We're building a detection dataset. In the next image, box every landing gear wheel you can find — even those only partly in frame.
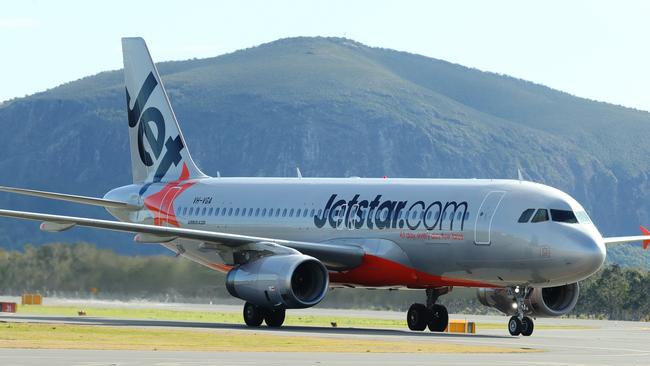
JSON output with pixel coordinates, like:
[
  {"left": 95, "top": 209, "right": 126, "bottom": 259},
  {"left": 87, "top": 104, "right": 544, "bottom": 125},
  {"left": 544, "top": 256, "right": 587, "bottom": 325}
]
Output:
[
  {"left": 427, "top": 304, "right": 449, "bottom": 332},
  {"left": 243, "top": 302, "right": 264, "bottom": 327},
  {"left": 520, "top": 316, "right": 534, "bottom": 336},
  {"left": 264, "top": 308, "right": 286, "bottom": 327},
  {"left": 407, "top": 303, "right": 429, "bottom": 331},
  {"left": 508, "top": 316, "right": 522, "bottom": 336}
]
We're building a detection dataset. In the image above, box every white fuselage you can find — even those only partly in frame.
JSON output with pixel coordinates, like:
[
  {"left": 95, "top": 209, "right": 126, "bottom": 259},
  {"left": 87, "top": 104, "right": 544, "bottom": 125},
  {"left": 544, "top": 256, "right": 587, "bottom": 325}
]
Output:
[{"left": 105, "top": 177, "right": 607, "bottom": 288}]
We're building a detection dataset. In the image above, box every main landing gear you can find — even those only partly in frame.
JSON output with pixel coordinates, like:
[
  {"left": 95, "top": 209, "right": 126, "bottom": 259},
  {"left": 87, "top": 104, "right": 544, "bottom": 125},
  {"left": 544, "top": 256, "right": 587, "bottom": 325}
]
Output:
[
  {"left": 407, "top": 287, "right": 450, "bottom": 332},
  {"left": 243, "top": 302, "right": 286, "bottom": 328},
  {"left": 507, "top": 286, "right": 534, "bottom": 336}
]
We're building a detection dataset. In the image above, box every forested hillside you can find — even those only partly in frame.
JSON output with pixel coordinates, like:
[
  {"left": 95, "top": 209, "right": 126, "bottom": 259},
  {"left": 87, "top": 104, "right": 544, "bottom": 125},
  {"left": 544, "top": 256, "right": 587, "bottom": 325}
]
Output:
[{"left": 0, "top": 37, "right": 649, "bottom": 265}]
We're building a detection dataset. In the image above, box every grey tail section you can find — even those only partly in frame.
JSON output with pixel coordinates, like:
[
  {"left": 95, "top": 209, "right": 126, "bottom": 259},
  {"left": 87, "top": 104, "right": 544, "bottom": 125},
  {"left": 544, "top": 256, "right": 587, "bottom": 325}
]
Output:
[{"left": 121, "top": 37, "right": 206, "bottom": 185}]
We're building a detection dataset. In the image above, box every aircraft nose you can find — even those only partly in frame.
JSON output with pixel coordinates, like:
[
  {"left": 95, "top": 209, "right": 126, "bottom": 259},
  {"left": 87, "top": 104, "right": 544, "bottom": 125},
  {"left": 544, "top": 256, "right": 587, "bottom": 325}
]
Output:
[{"left": 572, "top": 232, "right": 606, "bottom": 279}]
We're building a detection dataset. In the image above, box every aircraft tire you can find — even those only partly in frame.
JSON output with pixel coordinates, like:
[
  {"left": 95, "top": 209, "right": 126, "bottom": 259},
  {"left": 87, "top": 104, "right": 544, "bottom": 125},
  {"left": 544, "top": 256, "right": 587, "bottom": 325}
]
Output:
[
  {"left": 508, "top": 316, "right": 522, "bottom": 336},
  {"left": 520, "top": 316, "right": 534, "bottom": 336},
  {"left": 407, "top": 303, "right": 428, "bottom": 331},
  {"left": 264, "top": 308, "right": 286, "bottom": 327},
  {"left": 427, "top": 304, "right": 449, "bottom": 332},
  {"left": 243, "top": 302, "right": 264, "bottom": 327}
]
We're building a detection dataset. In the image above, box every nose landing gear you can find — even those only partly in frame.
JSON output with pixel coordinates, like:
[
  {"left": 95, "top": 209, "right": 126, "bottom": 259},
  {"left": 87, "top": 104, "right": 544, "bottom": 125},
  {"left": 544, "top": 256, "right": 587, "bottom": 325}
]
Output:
[
  {"left": 407, "top": 287, "right": 450, "bottom": 332},
  {"left": 507, "top": 286, "right": 534, "bottom": 336}
]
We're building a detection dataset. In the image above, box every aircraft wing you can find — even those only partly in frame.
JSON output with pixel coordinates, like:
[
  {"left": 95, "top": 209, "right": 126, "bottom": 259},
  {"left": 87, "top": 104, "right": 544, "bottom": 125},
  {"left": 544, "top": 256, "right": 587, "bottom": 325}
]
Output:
[
  {"left": 602, "top": 225, "right": 650, "bottom": 249},
  {"left": 0, "top": 208, "right": 364, "bottom": 270}
]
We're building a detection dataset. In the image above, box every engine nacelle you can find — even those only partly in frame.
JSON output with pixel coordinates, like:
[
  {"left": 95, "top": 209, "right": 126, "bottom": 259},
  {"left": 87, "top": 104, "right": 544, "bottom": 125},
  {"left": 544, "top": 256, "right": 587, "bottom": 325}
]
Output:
[
  {"left": 226, "top": 254, "right": 329, "bottom": 309},
  {"left": 477, "top": 283, "right": 580, "bottom": 317}
]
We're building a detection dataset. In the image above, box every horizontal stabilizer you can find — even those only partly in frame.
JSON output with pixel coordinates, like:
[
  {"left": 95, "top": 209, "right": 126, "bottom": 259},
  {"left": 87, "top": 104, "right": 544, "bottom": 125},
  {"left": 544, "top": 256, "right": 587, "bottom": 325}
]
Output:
[{"left": 0, "top": 185, "right": 138, "bottom": 209}]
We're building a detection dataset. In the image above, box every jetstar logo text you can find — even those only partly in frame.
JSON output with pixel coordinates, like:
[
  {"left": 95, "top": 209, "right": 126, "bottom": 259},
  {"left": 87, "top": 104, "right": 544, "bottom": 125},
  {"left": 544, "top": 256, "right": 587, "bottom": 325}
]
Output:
[
  {"left": 313, "top": 194, "right": 469, "bottom": 231},
  {"left": 126, "top": 72, "right": 184, "bottom": 182}
]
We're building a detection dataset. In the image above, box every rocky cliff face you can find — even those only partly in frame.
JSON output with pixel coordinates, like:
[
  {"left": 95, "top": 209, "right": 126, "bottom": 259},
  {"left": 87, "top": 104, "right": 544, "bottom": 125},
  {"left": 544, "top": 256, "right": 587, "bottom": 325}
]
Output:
[{"left": 0, "top": 37, "right": 648, "bottom": 265}]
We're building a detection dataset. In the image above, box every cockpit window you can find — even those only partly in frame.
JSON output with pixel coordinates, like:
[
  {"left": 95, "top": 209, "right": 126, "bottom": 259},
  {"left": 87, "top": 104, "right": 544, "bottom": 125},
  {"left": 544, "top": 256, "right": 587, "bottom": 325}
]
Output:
[
  {"left": 518, "top": 209, "right": 535, "bottom": 223},
  {"left": 575, "top": 211, "right": 591, "bottom": 224},
  {"left": 531, "top": 209, "right": 549, "bottom": 223},
  {"left": 550, "top": 209, "right": 578, "bottom": 223}
]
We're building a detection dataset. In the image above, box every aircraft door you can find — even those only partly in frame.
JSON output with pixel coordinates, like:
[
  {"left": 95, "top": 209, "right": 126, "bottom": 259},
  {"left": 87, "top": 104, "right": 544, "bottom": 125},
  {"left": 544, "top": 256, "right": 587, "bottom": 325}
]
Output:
[{"left": 474, "top": 191, "right": 506, "bottom": 245}]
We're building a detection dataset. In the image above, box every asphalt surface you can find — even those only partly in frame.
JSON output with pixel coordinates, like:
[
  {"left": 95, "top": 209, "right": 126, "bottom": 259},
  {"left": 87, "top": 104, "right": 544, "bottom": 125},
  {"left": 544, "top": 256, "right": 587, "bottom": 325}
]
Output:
[{"left": 0, "top": 300, "right": 649, "bottom": 366}]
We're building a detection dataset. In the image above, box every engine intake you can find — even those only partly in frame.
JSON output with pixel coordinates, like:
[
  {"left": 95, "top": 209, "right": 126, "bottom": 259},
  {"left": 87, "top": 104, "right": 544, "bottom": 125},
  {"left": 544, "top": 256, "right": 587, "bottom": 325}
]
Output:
[
  {"left": 477, "top": 282, "right": 580, "bottom": 317},
  {"left": 226, "top": 254, "right": 329, "bottom": 308}
]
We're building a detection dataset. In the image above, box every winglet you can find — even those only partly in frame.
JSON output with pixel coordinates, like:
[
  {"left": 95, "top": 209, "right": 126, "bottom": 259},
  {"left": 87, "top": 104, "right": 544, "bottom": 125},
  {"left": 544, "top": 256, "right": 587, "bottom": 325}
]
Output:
[{"left": 640, "top": 225, "right": 650, "bottom": 249}]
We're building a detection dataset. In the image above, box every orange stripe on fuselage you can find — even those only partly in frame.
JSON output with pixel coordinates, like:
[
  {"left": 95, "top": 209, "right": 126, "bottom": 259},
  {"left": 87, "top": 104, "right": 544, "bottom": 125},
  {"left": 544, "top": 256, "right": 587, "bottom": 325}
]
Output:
[
  {"left": 144, "top": 163, "right": 196, "bottom": 227},
  {"left": 329, "top": 254, "right": 500, "bottom": 288}
]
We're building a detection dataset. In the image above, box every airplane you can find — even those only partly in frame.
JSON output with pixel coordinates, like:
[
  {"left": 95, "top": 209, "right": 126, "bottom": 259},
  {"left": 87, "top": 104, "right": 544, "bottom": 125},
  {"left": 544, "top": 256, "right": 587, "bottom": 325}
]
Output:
[{"left": 0, "top": 37, "right": 647, "bottom": 336}]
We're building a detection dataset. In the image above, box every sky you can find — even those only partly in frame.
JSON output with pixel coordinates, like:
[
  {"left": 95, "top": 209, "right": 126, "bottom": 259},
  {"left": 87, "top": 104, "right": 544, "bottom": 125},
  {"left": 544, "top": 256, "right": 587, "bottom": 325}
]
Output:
[{"left": 1, "top": 0, "right": 649, "bottom": 111}]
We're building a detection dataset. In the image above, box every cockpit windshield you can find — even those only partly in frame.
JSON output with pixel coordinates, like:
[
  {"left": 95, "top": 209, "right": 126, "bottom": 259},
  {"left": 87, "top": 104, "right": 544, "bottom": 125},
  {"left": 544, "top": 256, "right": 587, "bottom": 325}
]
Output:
[
  {"left": 518, "top": 208, "right": 591, "bottom": 224},
  {"left": 550, "top": 209, "right": 578, "bottom": 223},
  {"left": 575, "top": 211, "right": 592, "bottom": 224}
]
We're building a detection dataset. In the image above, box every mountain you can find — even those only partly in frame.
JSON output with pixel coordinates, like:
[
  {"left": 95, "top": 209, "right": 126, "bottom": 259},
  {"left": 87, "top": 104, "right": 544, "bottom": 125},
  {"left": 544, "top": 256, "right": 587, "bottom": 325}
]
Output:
[{"left": 0, "top": 37, "right": 649, "bottom": 266}]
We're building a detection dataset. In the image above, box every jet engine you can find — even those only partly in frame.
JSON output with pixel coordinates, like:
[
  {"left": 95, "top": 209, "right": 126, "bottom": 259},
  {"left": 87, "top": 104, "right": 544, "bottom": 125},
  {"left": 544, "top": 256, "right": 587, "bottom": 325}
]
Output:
[
  {"left": 477, "top": 283, "right": 580, "bottom": 317},
  {"left": 226, "top": 254, "right": 329, "bottom": 308}
]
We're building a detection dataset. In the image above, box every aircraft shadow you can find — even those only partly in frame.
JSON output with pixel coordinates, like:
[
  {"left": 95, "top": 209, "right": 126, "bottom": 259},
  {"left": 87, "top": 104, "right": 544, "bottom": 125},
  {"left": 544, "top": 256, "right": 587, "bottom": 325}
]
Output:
[{"left": 0, "top": 314, "right": 511, "bottom": 340}]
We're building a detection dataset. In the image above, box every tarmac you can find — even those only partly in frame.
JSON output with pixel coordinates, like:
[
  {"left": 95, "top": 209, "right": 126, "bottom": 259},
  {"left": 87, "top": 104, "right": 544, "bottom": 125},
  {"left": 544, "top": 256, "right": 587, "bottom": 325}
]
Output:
[{"left": 0, "top": 299, "right": 649, "bottom": 365}]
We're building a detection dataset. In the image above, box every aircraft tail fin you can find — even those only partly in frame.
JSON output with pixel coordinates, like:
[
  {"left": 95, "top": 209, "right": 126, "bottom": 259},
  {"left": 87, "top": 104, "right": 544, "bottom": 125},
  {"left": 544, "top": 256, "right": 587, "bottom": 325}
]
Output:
[{"left": 121, "top": 37, "right": 206, "bottom": 184}]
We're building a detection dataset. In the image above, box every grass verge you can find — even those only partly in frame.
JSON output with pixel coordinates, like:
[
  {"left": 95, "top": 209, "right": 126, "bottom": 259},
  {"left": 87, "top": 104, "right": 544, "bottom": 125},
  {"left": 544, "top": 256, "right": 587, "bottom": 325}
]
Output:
[{"left": 0, "top": 322, "right": 536, "bottom": 353}]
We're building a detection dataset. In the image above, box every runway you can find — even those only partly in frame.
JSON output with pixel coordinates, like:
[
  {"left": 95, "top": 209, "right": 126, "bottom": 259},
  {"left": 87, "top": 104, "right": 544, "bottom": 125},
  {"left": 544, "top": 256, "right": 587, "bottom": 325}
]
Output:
[{"left": 1, "top": 307, "right": 649, "bottom": 366}]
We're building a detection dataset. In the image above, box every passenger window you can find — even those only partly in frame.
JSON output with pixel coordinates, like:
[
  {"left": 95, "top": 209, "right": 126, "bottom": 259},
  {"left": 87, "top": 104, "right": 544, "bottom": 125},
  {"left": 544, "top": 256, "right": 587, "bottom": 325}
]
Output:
[
  {"left": 228, "top": 208, "right": 233, "bottom": 216},
  {"left": 182, "top": 207, "right": 187, "bottom": 216},
  {"left": 188, "top": 207, "right": 194, "bottom": 216},
  {"left": 464, "top": 212, "right": 470, "bottom": 221},
  {"left": 282, "top": 209, "right": 287, "bottom": 217},
  {"left": 531, "top": 209, "right": 549, "bottom": 223},
  {"left": 296, "top": 208, "right": 301, "bottom": 217},
  {"left": 290, "top": 208, "right": 294, "bottom": 217},
  {"left": 214, "top": 208, "right": 219, "bottom": 216},
  {"left": 303, "top": 209, "right": 308, "bottom": 218},
  {"left": 234, "top": 208, "right": 240, "bottom": 216},
  {"left": 248, "top": 208, "right": 253, "bottom": 216},
  {"left": 255, "top": 208, "right": 260, "bottom": 216},
  {"left": 262, "top": 208, "right": 267, "bottom": 216},
  {"left": 550, "top": 209, "right": 578, "bottom": 224},
  {"left": 201, "top": 207, "right": 207, "bottom": 216},
  {"left": 316, "top": 209, "right": 321, "bottom": 217},
  {"left": 518, "top": 209, "right": 535, "bottom": 223},
  {"left": 275, "top": 209, "right": 280, "bottom": 217}
]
